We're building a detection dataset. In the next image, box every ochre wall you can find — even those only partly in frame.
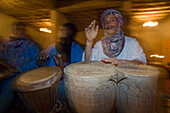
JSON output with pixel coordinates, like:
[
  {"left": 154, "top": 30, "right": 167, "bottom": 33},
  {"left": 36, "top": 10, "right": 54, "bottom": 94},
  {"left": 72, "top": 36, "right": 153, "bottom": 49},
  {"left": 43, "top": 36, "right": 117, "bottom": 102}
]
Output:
[{"left": 128, "top": 17, "right": 170, "bottom": 63}]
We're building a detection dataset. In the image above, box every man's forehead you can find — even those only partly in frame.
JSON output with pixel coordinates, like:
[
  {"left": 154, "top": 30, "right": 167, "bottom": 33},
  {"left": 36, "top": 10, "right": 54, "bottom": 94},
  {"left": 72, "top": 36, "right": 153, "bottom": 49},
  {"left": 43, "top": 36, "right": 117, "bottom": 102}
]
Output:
[{"left": 104, "top": 14, "right": 116, "bottom": 20}]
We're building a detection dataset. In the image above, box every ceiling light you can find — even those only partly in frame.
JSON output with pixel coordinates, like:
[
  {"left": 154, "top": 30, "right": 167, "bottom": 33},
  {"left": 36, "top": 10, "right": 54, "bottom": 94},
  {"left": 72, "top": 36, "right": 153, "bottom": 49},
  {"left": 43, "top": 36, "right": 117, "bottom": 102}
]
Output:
[
  {"left": 39, "top": 28, "right": 52, "bottom": 33},
  {"left": 143, "top": 21, "right": 158, "bottom": 27},
  {"left": 150, "top": 54, "right": 164, "bottom": 58}
]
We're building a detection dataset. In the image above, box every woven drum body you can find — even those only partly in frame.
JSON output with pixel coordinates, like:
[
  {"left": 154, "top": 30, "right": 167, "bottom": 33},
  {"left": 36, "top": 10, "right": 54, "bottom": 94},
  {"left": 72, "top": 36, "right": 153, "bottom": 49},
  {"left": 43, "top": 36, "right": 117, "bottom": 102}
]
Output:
[
  {"left": 116, "top": 64, "right": 159, "bottom": 113},
  {"left": 11, "top": 66, "right": 62, "bottom": 113},
  {"left": 64, "top": 61, "right": 117, "bottom": 113}
]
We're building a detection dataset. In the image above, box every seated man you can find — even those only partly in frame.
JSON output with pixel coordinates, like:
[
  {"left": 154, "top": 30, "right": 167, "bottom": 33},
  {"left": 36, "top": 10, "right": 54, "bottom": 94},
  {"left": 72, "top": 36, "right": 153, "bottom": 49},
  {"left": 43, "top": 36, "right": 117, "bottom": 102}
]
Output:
[
  {"left": 0, "top": 22, "right": 40, "bottom": 113},
  {"left": 83, "top": 9, "right": 146, "bottom": 64}
]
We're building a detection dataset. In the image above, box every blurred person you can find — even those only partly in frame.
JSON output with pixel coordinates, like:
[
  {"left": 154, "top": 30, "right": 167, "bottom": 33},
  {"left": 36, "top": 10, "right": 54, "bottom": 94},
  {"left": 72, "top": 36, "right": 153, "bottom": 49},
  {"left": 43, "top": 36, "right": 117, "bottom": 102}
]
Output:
[
  {"left": 36, "top": 22, "right": 83, "bottom": 67},
  {"left": 0, "top": 22, "right": 40, "bottom": 72},
  {"left": 0, "top": 22, "right": 40, "bottom": 113},
  {"left": 36, "top": 23, "right": 83, "bottom": 113},
  {"left": 59, "top": 23, "right": 83, "bottom": 65},
  {"left": 83, "top": 9, "right": 146, "bottom": 64}
]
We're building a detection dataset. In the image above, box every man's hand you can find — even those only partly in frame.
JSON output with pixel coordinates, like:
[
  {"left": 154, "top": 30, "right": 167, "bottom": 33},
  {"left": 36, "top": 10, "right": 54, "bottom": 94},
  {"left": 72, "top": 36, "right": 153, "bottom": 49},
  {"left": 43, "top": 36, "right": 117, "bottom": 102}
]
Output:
[
  {"left": 101, "top": 58, "right": 143, "bottom": 65},
  {"left": 85, "top": 20, "right": 99, "bottom": 42},
  {"left": 36, "top": 50, "right": 49, "bottom": 67},
  {"left": 101, "top": 58, "right": 123, "bottom": 64},
  {"left": 52, "top": 52, "right": 63, "bottom": 69}
]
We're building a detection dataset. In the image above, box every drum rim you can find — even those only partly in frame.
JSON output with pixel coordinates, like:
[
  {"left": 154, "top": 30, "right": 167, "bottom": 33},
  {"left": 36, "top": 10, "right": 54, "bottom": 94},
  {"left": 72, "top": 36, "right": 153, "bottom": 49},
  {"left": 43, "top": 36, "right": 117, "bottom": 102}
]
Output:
[
  {"left": 117, "top": 64, "right": 160, "bottom": 77},
  {"left": 64, "top": 61, "right": 117, "bottom": 78},
  {"left": 11, "top": 66, "right": 62, "bottom": 92}
]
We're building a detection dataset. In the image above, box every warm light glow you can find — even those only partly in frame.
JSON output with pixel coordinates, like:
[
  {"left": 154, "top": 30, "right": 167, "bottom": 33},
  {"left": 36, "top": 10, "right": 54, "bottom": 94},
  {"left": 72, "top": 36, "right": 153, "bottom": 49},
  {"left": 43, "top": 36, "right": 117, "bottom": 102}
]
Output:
[
  {"left": 133, "top": 10, "right": 170, "bottom": 15},
  {"left": 133, "top": 13, "right": 167, "bottom": 21},
  {"left": 39, "top": 28, "right": 52, "bottom": 33},
  {"left": 150, "top": 54, "right": 164, "bottom": 58},
  {"left": 143, "top": 21, "right": 158, "bottom": 27},
  {"left": 132, "top": 6, "right": 170, "bottom": 11}
]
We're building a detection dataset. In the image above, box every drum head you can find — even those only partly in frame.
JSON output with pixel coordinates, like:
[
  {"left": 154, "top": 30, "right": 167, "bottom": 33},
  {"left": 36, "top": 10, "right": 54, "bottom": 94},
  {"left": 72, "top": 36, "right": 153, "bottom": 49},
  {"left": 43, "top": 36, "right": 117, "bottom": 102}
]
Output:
[
  {"left": 64, "top": 61, "right": 116, "bottom": 77},
  {"left": 11, "top": 66, "right": 62, "bottom": 91},
  {"left": 117, "top": 64, "right": 159, "bottom": 77}
]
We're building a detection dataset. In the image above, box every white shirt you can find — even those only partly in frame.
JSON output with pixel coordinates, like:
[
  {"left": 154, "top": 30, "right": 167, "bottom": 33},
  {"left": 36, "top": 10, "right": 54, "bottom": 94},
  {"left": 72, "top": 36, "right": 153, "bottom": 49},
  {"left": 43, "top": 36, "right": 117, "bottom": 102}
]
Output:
[{"left": 82, "top": 36, "right": 147, "bottom": 64}]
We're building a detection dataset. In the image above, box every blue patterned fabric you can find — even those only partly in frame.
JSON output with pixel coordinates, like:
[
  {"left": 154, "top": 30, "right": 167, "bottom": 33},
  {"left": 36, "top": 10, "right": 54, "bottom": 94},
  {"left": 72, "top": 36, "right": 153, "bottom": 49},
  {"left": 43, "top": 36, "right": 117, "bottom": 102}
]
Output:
[
  {"left": 0, "top": 36, "right": 39, "bottom": 113},
  {"left": 0, "top": 36, "right": 39, "bottom": 73}
]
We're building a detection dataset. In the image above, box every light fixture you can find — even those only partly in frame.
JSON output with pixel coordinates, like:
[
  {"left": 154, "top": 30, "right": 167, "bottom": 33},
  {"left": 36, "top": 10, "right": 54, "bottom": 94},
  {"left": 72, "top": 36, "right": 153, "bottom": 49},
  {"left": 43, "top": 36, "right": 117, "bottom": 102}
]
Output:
[
  {"left": 39, "top": 28, "right": 52, "bottom": 33},
  {"left": 150, "top": 54, "right": 164, "bottom": 58},
  {"left": 143, "top": 21, "right": 158, "bottom": 27}
]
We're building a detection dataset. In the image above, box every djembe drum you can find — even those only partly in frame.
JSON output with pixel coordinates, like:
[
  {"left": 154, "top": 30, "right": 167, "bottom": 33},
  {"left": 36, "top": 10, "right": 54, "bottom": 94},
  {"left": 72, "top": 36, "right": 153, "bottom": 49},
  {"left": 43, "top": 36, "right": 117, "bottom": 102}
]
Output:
[
  {"left": 116, "top": 64, "right": 159, "bottom": 113},
  {"left": 11, "top": 66, "right": 62, "bottom": 113},
  {"left": 64, "top": 61, "right": 117, "bottom": 113}
]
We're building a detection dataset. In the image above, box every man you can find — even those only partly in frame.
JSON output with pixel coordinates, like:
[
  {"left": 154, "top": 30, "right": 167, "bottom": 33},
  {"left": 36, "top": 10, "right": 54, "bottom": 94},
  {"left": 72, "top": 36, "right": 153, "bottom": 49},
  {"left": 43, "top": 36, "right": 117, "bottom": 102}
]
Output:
[
  {"left": 36, "top": 23, "right": 83, "bottom": 67},
  {"left": 0, "top": 22, "right": 39, "bottom": 72},
  {"left": 36, "top": 23, "right": 83, "bottom": 113},
  {"left": 0, "top": 22, "right": 39, "bottom": 113},
  {"left": 83, "top": 9, "right": 146, "bottom": 64}
]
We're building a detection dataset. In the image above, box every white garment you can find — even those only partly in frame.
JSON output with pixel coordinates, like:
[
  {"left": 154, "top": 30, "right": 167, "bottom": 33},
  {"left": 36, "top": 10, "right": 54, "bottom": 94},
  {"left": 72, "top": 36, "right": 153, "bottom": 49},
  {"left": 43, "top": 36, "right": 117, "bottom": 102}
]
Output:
[{"left": 82, "top": 36, "right": 147, "bottom": 64}]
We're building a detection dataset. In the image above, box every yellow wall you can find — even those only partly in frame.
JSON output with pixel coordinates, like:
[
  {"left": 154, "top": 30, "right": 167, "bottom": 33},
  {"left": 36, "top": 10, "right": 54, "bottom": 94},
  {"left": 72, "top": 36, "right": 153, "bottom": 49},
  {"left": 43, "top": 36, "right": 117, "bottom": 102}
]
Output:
[
  {"left": 0, "top": 13, "right": 17, "bottom": 39},
  {"left": 128, "top": 17, "right": 170, "bottom": 62},
  {"left": 162, "top": 40, "right": 170, "bottom": 65},
  {"left": 75, "top": 29, "right": 104, "bottom": 46},
  {"left": 26, "top": 28, "right": 51, "bottom": 49}
]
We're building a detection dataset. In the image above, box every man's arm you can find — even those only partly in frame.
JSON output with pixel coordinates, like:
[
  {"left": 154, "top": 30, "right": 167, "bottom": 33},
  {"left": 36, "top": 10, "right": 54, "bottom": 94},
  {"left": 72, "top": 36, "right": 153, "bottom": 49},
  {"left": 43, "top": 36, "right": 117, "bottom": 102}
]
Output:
[
  {"left": 84, "top": 20, "right": 99, "bottom": 61},
  {"left": 18, "top": 43, "right": 39, "bottom": 73},
  {"left": 85, "top": 40, "right": 93, "bottom": 61},
  {"left": 101, "top": 58, "right": 144, "bottom": 65}
]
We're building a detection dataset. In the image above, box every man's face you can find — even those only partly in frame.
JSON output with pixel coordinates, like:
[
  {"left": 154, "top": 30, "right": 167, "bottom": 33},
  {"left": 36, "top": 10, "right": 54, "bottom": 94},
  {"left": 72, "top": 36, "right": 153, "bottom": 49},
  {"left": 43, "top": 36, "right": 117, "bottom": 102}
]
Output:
[
  {"left": 59, "top": 26, "right": 71, "bottom": 38},
  {"left": 104, "top": 14, "right": 119, "bottom": 35},
  {"left": 15, "top": 25, "right": 26, "bottom": 38}
]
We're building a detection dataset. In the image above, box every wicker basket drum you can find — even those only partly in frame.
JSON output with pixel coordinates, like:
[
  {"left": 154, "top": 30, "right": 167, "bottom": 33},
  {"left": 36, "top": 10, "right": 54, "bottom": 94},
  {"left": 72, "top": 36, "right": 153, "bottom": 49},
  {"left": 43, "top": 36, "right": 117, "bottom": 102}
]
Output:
[
  {"left": 64, "top": 61, "right": 117, "bottom": 113},
  {"left": 116, "top": 64, "right": 159, "bottom": 113}
]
